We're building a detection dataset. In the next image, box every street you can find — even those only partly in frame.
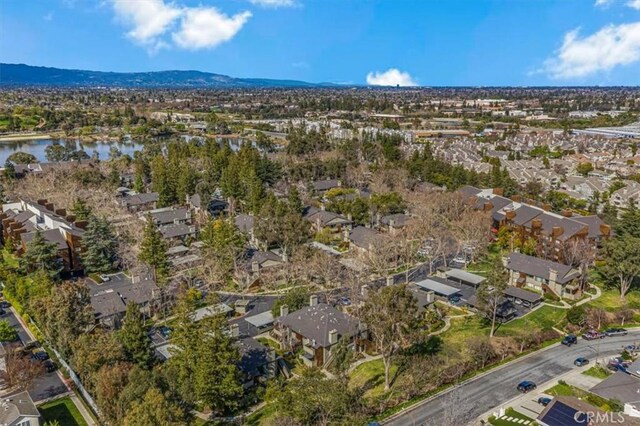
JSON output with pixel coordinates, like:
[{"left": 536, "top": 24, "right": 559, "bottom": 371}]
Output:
[{"left": 385, "top": 331, "right": 640, "bottom": 426}]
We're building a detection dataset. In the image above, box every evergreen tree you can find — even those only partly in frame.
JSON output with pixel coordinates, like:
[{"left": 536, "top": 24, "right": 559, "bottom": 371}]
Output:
[
  {"left": 118, "top": 303, "right": 153, "bottom": 369},
  {"left": 82, "top": 216, "right": 117, "bottom": 273},
  {"left": 3, "top": 160, "right": 15, "bottom": 179},
  {"left": 20, "top": 230, "right": 62, "bottom": 279},
  {"left": 138, "top": 216, "right": 169, "bottom": 283},
  {"left": 71, "top": 198, "right": 93, "bottom": 221}
]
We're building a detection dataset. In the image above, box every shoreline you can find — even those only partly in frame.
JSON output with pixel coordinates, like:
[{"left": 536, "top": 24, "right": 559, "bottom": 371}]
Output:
[{"left": 0, "top": 134, "right": 52, "bottom": 142}]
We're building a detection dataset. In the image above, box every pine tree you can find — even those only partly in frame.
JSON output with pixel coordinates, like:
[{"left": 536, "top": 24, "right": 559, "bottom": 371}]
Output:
[
  {"left": 138, "top": 216, "right": 169, "bottom": 283},
  {"left": 20, "top": 230, "right": 62, "bottom": 279},
  {"left": 82, "top": 216, "right": 117, "bottom": 273},
  {"left": 71, "top": 198, "right": 93, "bottom": 221},
  {"left": 118, "top": 303, "right": 153, "bottom": 369},
  {"left": 3, "top": 161, "right": 15, "bottom": 179}
]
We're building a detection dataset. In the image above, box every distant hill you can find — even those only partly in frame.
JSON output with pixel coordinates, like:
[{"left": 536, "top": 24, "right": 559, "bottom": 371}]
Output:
[{"left": 0, "top": 63, "right": 338, "bottom": 88}]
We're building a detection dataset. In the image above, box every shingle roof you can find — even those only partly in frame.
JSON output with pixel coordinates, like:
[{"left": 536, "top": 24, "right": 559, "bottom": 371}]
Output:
[
  {"left": 349, "top": 226, "right": 381, "bottom": 249},
  {"left": 504, "top": 286, "right": 542, "bottom": 303},
  {"left": 590, "top": 371, "right": 640, "bottom": 404},
  {"left": 0, "top": 391, "right": 40, "bottom": 425},
  {"left": 277, "top": 303, "right": 360, "bottom": 348},
  {"left": 506, "top": 252, "right": 579, "bottom": 284},
  {"left": 235, "top": 214, "right": 254, "bottom": 233}
]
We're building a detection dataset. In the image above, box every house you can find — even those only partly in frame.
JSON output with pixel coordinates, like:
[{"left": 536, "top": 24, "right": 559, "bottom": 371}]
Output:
[
  {"left": 118, "top": 192, "right": 159, "bottom": 212},
  {"left": 1, "top": 199, "right": 85, "bottom": 274},
  {"left": 536, "top": 395, "right": 633, "bottom": 426},
  {"left": 142, "top": 207, "right": 191, "bottom": 226},
  {"left": 88, "top": 272, "right": 160, "bottom": 328},
  {"left": 236, "top": 336, "right": 277, "bottom": 388},
  {"left": 311, "top": 179, "right": 341, "bottom": 195},
  {"left": 505, "top": 252, "right": 581, "bottom": 299},
  {"left": 444, "top": 269, "right": 486, "bottom": 288},
  {"left": 303, "top": 206, "right": 352, "bottom": 233},
  {"left": 348, "top": 226, "right": 382, "bottom": 253},
  {"left": 274, "top": 296, "right": 366, "bottom": 368},
  {"left": 611, "top": 181, "right": 640, "bottom": 209},
  {"left": 235, "top": 214, "right": 259, "bottom": 247},
  {"left": 414, "top": 277, "right": 462, "bottom": 302},
  {"left": 238, "top": 249, "right": 284, "bottom": 276},
  {"left": 0, "top": 391, "right": 41, "bottom": 426},
  {"left": 590, "top": 361, "right": 640, "bottom": 418},
  {"left": 158, "top": 223, "right": 197, "bottom": 242},
  {"left": 503, "top": 286, "right": 543, "bottom": 308},
  {"left": 378, "top": 213, "right": 412, "bottom": 234}
]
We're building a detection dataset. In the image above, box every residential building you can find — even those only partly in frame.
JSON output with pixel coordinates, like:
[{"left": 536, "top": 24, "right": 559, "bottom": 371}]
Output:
[
  {"left": 117, "top": 192, "right": 159, "bottom": 212},
  {"left": 505, "top": 252, "right": 581, "bottom": 299},
  {"left": 0, "top": 391, "right": 41, "bottom": 426}
]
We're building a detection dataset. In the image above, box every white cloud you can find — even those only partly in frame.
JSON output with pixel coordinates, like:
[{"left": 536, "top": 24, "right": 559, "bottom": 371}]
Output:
[
  {"left": 43, "top": 11, "right": 54, "bottom": 21},
  {"left": 543, "top": 22, "right": 640, "bottom": 79},
  {"left": 594, "top": 0, "right": 613, "bottom": 6},
  {"left": 249, "top": 0, "right": 296, "bottom": 7},
  {"left": 628, "top": 0, "right": 640, "bottom": 9},
  {"left": 366, "top": 68, "right": 417, "bottom": 86},
  {"left": 173, "top": 7, "right": 251, "bottom": 50},
  {"left": 111, "top": 0, "right": 250, "bottom": 53}
]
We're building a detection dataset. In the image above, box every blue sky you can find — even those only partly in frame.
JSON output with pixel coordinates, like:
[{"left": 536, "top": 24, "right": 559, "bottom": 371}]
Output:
[{"left": 2, "top": 0, "right": 640, "bottom": 86}]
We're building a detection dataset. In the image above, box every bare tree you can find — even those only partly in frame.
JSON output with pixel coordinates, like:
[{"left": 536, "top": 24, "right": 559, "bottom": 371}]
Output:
[
  {"left": 0, "top": 350, "right": 44, "bottom": 392},
  {"left": 562, "top": 238, "right": 596, "bottom": 293}
]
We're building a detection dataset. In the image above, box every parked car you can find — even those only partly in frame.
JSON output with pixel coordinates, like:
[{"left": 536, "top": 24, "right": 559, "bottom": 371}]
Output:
[
  {"left": 159, "top": 326, "right": 172, "bottom": 339},
  {"left": 32, "top": 348, "right": 49, "bottom": 361},
  {"left": 517, "top": 381, "right": 537, "bottom": 393},
  {"left": 452, "top": 254, "right": 467, "bottom": 266},
  {"left": 583, "top": 331, "right": 605, "bottom": 340},
  {"left": 561, "top": 335, "right": 577, "bottom": 346},
  {"left": 538, "top": 396, "right": 552, "bottom": 406},
  {"left": 574, "top": 357, "right": 589, "bottom": 367},
  {"left": 338, "top": 296, "right": 352, "bottom": 306},
  {"left": 449, "top": 295, "right": 461, "bottom": 304},
  {"left": 42, "top": 360, "right": 57, "bottom": 373},
  {"left": 605, "top": 328, "right": 628, "bottom": 337},
  {"left": 0, "top": 301, "right": 10, "bottom": 308}
]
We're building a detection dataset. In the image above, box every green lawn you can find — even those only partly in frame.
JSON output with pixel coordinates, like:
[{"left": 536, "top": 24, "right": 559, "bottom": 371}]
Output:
[
  {"left": 496, "top": 305, "right": 566, "bottom": 337},
  {"left": 582, "top": 365, "right": 612, "bottom": 380},
  {"left": 349, "top": 358, "right": 398, "bottom": 398},
  {"left": 546, "top": 382, "right": 619, "bottom": 411},
  {"left": 245, "top": 403, "right": 278, "bottom": 426},
  {"left": 39, "top": 397, "right": 88, "bottom": 426},
  {"left": 589, "top": 287, "right": 640, "bottom": 311},
  {"left": 439, "top": 315, "right": 489, "bottom": 349},
  {"left": 489, "top": 407, "right": 537, "bottom": 426}
]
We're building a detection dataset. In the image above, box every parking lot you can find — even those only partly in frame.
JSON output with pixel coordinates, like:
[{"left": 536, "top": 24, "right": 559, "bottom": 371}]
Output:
[{"left": 3, "top": 308, "right": 69, "bottom": 402}]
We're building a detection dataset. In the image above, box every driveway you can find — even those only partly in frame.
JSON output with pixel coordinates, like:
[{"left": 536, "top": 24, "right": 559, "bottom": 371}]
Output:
[{"left": 384, "top": 331, "right": 640, "bottom": 426}]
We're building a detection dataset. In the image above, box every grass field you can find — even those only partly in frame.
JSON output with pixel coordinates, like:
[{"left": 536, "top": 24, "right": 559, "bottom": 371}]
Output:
[
  {"left": 39, "top": 397, "right": 88, "bottom": 426},
  {"left": 349, "top": 358, "right": 398, "bottom": 398},
  {"left": 546, "top": 382, "right": 619, "bottom": 411},
  {"left": 496, "top": 305, "right": 566, "bottom": 337},
  {"left": 582, "top": 365, "right": 612, "bottom": 379}
]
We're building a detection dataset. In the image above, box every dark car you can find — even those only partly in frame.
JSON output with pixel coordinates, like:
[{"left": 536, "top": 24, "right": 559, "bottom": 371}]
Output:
[
  {"left": 538, "top": 396, "right": 552, "bottom": 406},
  {"left": 605, "top": 328, "right": 628, "bottom": 337},
  {"left": 449, "top": 295, "right": 461, "bottom": 304},
  {"left": 32, "top": 348, "right": 49, "bottom": 361},
  {"left": 0, "top": 301, "right": 10, "bottom": 309},
  {"left": 517, "top": 381, "right": 537, "bottom": 393},
  {"left": 561, "top": 335, "right": 577, "bottom": 346},
  {"left": 159, "top": 326, "right": 172, "bottom": 339},
  {"left": 42, "top": 360, "right": 57, "bottom": 373},
  {"left": 574, "top": 357, "right": 589, "bottom": 367}
]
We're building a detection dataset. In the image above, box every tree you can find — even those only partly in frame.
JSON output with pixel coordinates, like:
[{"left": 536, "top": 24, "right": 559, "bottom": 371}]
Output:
[
  {"left": 34, "top": 281, "right": 94, "bottom": 358},
  {"left": 138, "top": 216, "right": 169, "bottom": 283},
  {"left": 168, "top": 297, "right": 243, "bottom": 414},
  {"left": 124, "top": 387, "right": 187, "bottom": 426},
  {"left": 268, "top": 368, "right": 360, "bottom": 425},
  {"left": 72, "top": 329, "right": 125, "bottom": 391},
  {"left": 271, "top": 286, "right": 309, "bottom": 317},
  {"left": 200, "top": 218, "right": 245, "bottom": 285},
  {"left": 95, "top": 362, "right": 133, "bottom": 425},
  {"left": 71, "top": 198, "right": 93, "bottom": 221},
  {"left": 361, "top": 284, "right": 418, "bottom": 391},
  {"left": 576, "top": 162, "right": 594, "bottom": 177},
  {"left": 19, "top": 230, "right": 62, "bottom": 279},
  {"left": 476, "top": 258, "right": 509, "bottom": 337},
  {"left": 118, "top": 303, "right": 153, "bottom": 369},
  {"left": 82, "top": 216, "right": 118, "bottom": 273},
  {"left": 0, "top": 319, "right": 17, "bottom": 342},
  {"left": 0, "top": 349, "right": 44, "bottom": 391},
  {"left": 599, "top": 235, "right": 640, "bottom": 299},
  {"left": 3, "top": 160, "right": 15, "bottom": 179},
  {"left": 7, "top": 151, "right": 37, "bottom": 164},
  {"left": 329, "top": 336, "right": 354, "bottom": 378}
]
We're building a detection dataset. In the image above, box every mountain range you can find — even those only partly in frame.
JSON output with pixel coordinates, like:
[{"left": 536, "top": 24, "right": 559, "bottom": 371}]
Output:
[{"left": 0, "top": 63, "right": 339, "bottom": 88}]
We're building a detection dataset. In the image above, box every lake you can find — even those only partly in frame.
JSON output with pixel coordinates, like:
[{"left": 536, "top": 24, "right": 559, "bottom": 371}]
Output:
[{"left": 0, "top": 138, "right": 145, "bottom": 164}]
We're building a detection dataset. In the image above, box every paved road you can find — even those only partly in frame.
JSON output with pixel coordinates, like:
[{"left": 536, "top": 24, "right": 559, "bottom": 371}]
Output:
[{"left": 385, "top": 331, "right": 640, "bottom": 426}]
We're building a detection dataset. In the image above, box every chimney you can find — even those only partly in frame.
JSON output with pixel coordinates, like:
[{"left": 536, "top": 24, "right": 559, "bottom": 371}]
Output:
[
  {"left": 505, "top": 210, "right": 516, "bottom": 221},
  {"left": 37, "top": 199, "right": 47, "bottom": 206},
  {"left": 426, "top": 290, "right": 435, "bottom": 303},
  {"left": 343, "top": 228, "right": 350, "bottom": 242},
  {"left": 483, "top": 202, "right": 494, "bottom": 212},
  {"left": 361, "top": 284, "right": 369, "bottom": 298},
  {"left": 251, "top": 261, "right": 260, "bottom": 273},
  {"left": 549, "top": 269, "right": 558, "bottom": 284},
  {"left": 599, "top": 224, "right": 611, "bottom": 236},
  {"left": 510, "top": 195, "right": 522, "bottom": 202},
  {"left": 75, "top": 220, "right": 88, "bottom": 230},
  {"left": 280, "top": 304, "right": 289, "bottom": 317},
  {"left": 561, "top": 209, "right": 572, "bottom": 218},
  {"left": 44, "top": 202, "right": 54, "bottom": 211},
  {"left": 65, "top": 214, "right": 76, "bottom": 223},
  {"left": 55, "top": 208, "right": 66, "bottom": 217},
  {"left": 389, "top": 219, "right": 396, "bottom": 228},
  {"left": 310, "top": 294, "right": 318, "bottom": 307},
  {"left": 386, "top": 276, "right": 394, "bottom": 286},
  {"left": 542, "top": 203, "right": 551, "bottom": 211},
  {"left": 552, "top": 226, "right": 564, "bottom": 238},
  {"left": 532, "top": 218, "right": 542, "bottom": 229},
  {"left": 230, "top": 323, "right": 239, "bottom": 338},
  {"left": 493, "top": 188, "right": 504, "bottom": 196},
  {"left": 347, "top": 213, "right": 353, "bottom": 222},
  {"left": 375, "top": 212, "right": 381, "bottom": 227},
  {"left": 328, "top": 329, "right": 338, "bottom": 345}
]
